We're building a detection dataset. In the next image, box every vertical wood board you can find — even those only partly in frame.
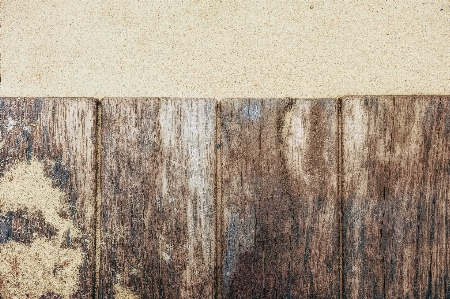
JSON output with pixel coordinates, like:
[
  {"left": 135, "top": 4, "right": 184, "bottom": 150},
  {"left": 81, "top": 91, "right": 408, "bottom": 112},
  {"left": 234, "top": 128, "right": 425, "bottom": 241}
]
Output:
[
  {"left": 342, "top": 96, "right": 450, "bottom": 298},
  {"left": 220, "top": 98, "right": 340, "bottom": 298},
  {"left": 0, "top": 98, "right": 97, "bottom": 298},
  {"left": 100, "top": 98, "right": 216, "bottom": 298}
]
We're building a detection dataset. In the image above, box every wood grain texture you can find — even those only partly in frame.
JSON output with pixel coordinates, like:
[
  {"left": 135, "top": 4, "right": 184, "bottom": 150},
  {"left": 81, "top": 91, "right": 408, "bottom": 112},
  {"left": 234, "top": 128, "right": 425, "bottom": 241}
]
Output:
[
  {"left": 342, "top": 96, "right": 450, "bottom": 298},
  {"left": 100, "top": 98, "right": 216, "bottom": 299},
  {"left": 0, "top": 98, "right": 97, "bottom": 298},
  {"left": 220, "top": 99, "right": 340, "bottom": 298}
]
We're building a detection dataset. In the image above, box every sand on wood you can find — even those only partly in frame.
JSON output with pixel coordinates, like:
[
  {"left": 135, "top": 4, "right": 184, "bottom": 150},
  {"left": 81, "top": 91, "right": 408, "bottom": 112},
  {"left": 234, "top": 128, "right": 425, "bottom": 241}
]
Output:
[{"left": 0, "top": 98, "right": 97, "bottom": 298}]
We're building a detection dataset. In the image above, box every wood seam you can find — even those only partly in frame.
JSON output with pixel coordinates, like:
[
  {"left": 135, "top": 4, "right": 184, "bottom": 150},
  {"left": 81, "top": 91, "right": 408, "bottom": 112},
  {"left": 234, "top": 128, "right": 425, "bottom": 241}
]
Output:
[
  {"left": 215, "top": 99, "right": 223, "bottom": 299},
  {"left": 94, "top": 99, "right": 102, "bottom": 299},
  {"left": 337, "top": 98, "right": 343, "bottom": 299}
]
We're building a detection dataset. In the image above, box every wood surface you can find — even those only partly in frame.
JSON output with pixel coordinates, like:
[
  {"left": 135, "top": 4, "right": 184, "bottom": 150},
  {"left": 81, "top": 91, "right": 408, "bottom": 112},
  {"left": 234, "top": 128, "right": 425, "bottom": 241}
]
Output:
[
  {"left": 342, "top": 96, "right": 450, "bottom": 298},
  {"left": 0, "top": 98, "right": 97, "bottom": 298},
  {"left": 219, "top": 99, "right": 340, "bottom": 298},
  {"left": 1, "top": 96, "right": 449, "bottom": 298},
  {"left": 99, "top": 98, "right": 217, "bottom": 298}
]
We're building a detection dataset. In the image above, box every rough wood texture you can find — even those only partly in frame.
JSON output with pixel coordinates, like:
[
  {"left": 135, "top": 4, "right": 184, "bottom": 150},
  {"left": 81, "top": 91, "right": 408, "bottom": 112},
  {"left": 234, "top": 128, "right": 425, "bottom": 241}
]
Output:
[
  {"left": 100, "top": 98, "right": 216, "bottom": 298},
  {"left": 342, "top": 96, "right": 450, "bottom": 298},
  {"left": 220, "top": 99, "right": 340, "bottom": 298},
  {"left": 0, "top": 98, "right": 97, "bottom": 298}
]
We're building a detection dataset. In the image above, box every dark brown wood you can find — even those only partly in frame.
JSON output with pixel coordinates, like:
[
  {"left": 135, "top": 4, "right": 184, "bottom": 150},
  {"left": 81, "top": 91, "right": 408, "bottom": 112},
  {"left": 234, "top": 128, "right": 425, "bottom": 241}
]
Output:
[
  {"left": 0, "top": 98, "right": 97, "bottom": 298},
  {"left": 220, "top": 99, "right": 340, "bottom": 298},
  {"left": 342, "top": 96, "right": 450, "bottom": 298},
  {"left": 100, "top": 98, "right": 216, "bottom": 299}
]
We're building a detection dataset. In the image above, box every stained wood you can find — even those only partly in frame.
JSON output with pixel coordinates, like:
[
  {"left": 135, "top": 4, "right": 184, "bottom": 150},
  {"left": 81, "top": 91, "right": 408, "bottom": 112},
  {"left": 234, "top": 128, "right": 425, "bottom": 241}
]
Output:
[
  {"left": 342, "top": 96, "right": 450, "bottom": 298},
  {"left": 0, "top": 98, "right": 97, "bottom": 298},
  {"left": 100, "top": 98, "right": 216, "bottom": 298},
  {"left": 220, "top": 99, "right": 340, "bottom": 298}
]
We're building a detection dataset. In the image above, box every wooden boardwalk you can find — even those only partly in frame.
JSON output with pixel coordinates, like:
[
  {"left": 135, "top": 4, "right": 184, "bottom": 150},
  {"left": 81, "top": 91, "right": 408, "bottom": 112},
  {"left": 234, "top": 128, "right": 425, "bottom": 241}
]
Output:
[{"left": 0, "top": 97, "right": 449, "bottom": 298}]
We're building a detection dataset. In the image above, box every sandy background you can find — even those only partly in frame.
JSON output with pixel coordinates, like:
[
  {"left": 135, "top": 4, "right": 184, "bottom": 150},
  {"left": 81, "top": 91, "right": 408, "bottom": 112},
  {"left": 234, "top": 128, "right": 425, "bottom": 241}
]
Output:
[{"left": 1, "top": 0, "right": 449, "bottom": 98}]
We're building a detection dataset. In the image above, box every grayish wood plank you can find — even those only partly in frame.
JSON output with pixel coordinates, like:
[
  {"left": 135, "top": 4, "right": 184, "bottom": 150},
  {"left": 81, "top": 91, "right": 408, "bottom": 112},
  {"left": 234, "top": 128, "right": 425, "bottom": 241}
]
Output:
[
  {"left": 220, "top": 98, "right": 340, "bottom": 298},
  {"left": 342, "top": 96, "right": 450, "bottom": 298},
  {"left": 100, "top": 98, "right": 216, "bottom": 298}
]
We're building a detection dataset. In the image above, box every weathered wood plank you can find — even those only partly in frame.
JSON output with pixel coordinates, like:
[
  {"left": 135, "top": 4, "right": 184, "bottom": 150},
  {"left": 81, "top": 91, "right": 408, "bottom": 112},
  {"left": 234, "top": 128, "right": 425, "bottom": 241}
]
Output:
[
  {"left": 220, "top": 99, "right": 340, "bottom": 298},
  {"left": 100, "top": 98, "right": 216, "bottom": 298},
  {"left": 342, "top": 96, "right": 450, "bottom": 298},
  {"left": 0, "top": 98, "right": 97, "bottom": 298}
]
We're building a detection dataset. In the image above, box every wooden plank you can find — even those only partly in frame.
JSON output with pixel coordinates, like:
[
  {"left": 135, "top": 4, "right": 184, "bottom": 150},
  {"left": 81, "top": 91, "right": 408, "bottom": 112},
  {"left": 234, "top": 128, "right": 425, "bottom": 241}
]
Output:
[
  {"left": 100, "top": 98, "right": 216, "bottom": 298},
  {"left": 342, "top": 96, "right": 450, "bottom": 298},
  {"left": 220, "top": 99, "right": 340, "bottom": 298},
  {"left": 0, "top": 98, "right": 97, "bottom": 298}
]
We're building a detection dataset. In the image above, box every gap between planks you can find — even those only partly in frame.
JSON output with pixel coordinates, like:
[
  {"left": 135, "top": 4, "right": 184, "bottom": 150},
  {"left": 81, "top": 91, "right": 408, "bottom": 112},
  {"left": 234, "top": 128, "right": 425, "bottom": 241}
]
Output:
[
  {"left": 94, "top": 100, "right": 102, "bottom": 299},
  {"left": 337, "top": 98, "right": 344, "bottom": 299},
  {"left": 215, "top": 99, "right": 223, "bottom": 299}
]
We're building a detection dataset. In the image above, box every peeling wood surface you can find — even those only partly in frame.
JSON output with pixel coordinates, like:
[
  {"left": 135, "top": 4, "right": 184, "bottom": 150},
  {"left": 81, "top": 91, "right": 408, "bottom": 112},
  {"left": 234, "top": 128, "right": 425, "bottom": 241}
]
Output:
[
  {"left": 342, "top": 96, "right": 450, "bottom": 298},
  {"left": 0, "top": 98, "right": 97, "bottom": 298},
  {"left": 220, "top": 99, "right": 340, "bottom": 298},
  {"left": 100, "top": 98, "right": 216, "bottom": 298}
]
